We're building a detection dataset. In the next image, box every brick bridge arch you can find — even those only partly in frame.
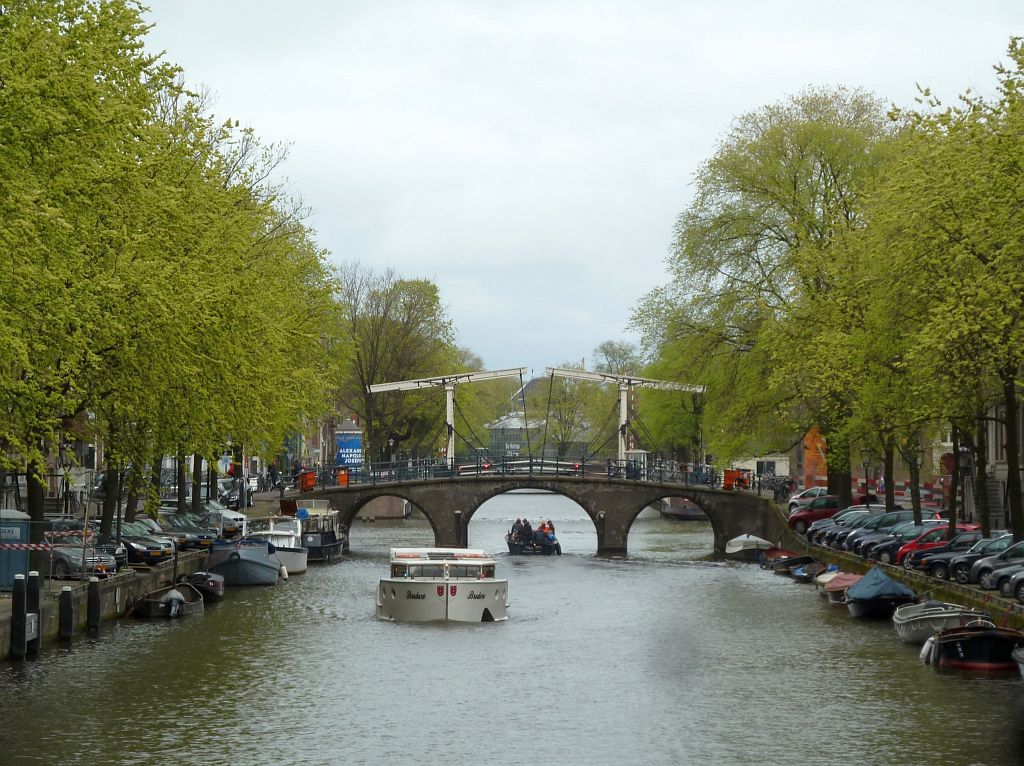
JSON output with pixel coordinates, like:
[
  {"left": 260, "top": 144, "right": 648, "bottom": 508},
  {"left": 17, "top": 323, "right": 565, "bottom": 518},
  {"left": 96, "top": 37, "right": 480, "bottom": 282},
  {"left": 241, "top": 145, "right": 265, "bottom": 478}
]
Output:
[{"left": 300, "top": 476, "right": 783, "bottom": 556}]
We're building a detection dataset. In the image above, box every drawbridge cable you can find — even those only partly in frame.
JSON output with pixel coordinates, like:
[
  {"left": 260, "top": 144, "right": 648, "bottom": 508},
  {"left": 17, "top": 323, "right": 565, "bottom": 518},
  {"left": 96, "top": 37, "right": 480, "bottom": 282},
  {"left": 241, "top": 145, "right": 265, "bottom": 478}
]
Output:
[
  {"left": 539, "top": 371, "right": 554, "bottom": 459},
  {"left": 584, "top": 399, "right": 619, "bottom": 456},
  {"left": 454, "top": 399, "right": 489, "bottom": 452},
  {"left": 519, "top": 371, "right": 532, "bottom": 458},
  {"left": 408, "top": 403, "right": 447, "bottom": 459}
]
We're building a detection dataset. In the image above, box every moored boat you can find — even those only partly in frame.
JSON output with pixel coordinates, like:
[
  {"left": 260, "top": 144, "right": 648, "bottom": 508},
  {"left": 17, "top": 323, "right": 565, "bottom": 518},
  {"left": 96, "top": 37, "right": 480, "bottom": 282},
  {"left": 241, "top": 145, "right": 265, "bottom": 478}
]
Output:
[
  {"left": 813, "top": 565, "right": 842, "bottom": 597},
  {"left": 293, "top": 501, "right": 347, "bottom": 562},
  {"left": 176, "top": 571, "right": 225, "bottom": 603},
  {"left": 724, "top": 534, "right": 774, "bottom": 562},
  {"left": 892, "top": 601, "right": 991, "bottom": 644},
  {"left": 791, "top": 561, "right": 827, "bottom": 583},
  {"left": 208, "top": 538, "right": 282, "bottom": 586},
  {"left": 845, "top": 566, "right": 916, "bottom": 618},
  {"left": 248, "top": 515, "right": 308, "bottom": 574},
  {"left": 921, "top": 621, "right": 1024, "bottom": 672},
  {"left": 660, "top": 497, "right": 707, "bottom": 521},
  {"left": 758, "top": 547, "right": 797, "bottom": 570},
  {"left": 376, "top": 548, "right": 508, "bottom": 622},
  {"left": 771, "top": 554, "right": 817, "bottom": 576},
  {"left": 133, "top": 582, "right": 204, "bottom": 618},
  {"left": 822, "top": 572, "right": 863, "bottom": 606}
]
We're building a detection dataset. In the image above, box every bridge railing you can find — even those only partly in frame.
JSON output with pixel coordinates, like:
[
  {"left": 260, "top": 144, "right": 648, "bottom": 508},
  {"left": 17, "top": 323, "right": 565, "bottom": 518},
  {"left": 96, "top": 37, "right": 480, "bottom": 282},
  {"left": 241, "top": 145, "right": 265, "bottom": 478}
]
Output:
[{"left": 305, "top": 456, "right": 743, "bottom": 491}]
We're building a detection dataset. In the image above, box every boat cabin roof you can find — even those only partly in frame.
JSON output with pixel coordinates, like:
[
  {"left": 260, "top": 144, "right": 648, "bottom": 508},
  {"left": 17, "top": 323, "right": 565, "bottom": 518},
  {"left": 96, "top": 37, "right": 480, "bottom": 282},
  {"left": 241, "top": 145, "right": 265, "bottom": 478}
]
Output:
[{"left": 390, "top": 547, "right": 494, "bottom": 563}]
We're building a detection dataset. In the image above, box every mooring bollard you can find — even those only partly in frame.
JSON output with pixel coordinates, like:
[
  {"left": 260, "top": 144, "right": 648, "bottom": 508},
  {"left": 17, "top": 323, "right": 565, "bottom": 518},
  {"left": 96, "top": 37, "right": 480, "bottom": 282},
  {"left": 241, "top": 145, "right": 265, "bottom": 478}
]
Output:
[
  {"left": 10, "top": 574, "right": 26, "bottom": 660},
  {"left": 59, "top": 586, "right": 74, "bottom": 641},
  {"left": 87, "top": 577, "right": 101, "bottom": 631},
  {"left": 26, "top": 570, "right": 41, "bottom": 656}
]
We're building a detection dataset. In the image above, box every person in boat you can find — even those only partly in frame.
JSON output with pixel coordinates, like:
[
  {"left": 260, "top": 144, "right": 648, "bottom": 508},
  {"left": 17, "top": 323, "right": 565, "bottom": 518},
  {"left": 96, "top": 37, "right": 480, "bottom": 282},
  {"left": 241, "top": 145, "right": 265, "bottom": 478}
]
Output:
[
  {"left": 520, "top": 518, "right": 533, "bottom": 543},
  {"left": 511, "top": 518, "right": 523, "bottom": 541}
]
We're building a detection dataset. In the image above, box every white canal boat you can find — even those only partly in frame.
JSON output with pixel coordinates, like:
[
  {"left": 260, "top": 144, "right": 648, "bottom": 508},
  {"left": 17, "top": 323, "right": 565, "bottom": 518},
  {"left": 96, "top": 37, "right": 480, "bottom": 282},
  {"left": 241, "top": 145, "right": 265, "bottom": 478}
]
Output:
[
  {"left": 247, "top": 516, "right": 308, "bottom": 574},
  {"left": 376, "top": 548, "right": 508, "bottom": 623}
]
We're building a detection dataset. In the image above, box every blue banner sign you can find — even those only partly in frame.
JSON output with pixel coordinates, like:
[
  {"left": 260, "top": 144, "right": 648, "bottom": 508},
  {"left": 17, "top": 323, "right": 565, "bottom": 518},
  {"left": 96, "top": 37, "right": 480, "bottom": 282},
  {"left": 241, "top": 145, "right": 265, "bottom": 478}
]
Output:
[{"left": 335, "top": 431, "right": 363, "bottom": 466}]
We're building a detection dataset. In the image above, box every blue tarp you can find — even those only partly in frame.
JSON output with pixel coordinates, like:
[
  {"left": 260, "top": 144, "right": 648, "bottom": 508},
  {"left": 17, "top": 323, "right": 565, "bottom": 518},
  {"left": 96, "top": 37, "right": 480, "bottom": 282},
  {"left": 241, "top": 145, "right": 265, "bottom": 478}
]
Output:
[{"left": 846, "top": 566, "right": 916, "bottom": 600}]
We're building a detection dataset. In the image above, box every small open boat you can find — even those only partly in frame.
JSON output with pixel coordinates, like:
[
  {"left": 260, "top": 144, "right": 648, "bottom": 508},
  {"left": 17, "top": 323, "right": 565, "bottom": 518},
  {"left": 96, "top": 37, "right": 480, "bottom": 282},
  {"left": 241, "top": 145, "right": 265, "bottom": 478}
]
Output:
[
  {"left": 791, "top": 561, "right": 828, "bottom": 583},
  {"left": 822, "top": 572, "right": 863, "bottom": 606},
  {"left": 724, "top": 534, "right": 773, "bottom": 562},
  {"left": 177, "top": 571, "right": 226, "bottom": 604},
  {"left": 813, "top": 565, "right": 842, "bottom": 597},
  {"left": 921, "top": 621, "right": 1024, "bottom": 672},
  {"left": 771, "top": 554, "right": 817, "bottom": 576},
  {"left": 758, "top": 547, "right": 797, "bottom": 570},
  {"left": 892, "top": 600, "right": 990, "bottom": 644},
  {"left": 133, "top": 582, "right": 204, "bottom": 618}
]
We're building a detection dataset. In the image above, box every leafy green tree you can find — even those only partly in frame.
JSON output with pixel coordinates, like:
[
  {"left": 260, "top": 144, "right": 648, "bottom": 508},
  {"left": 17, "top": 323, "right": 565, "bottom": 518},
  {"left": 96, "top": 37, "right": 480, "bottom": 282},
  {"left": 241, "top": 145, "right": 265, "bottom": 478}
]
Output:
[{"left": 634, "top": 87, "right": 891, "bottom": 504}]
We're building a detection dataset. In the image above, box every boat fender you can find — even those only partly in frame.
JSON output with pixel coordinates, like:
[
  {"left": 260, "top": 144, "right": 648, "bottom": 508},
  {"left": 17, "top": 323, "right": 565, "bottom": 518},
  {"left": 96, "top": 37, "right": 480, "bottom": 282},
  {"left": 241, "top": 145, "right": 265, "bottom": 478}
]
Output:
[
  {"left": 229, "top": 552, "right": 241, "bottom": 562},
  {"left": 920, "top": 636, "right": 935, "bottom": 665},
  {"left": 279, "top": 564, "right": 288, "bottom": 580}
]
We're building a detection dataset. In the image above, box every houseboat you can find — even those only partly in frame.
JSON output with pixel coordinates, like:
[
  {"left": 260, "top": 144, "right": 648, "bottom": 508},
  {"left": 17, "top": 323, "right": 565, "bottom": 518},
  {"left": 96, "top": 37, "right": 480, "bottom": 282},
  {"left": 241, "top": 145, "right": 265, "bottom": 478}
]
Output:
[{"left": 376, "top": 548, "right": 508, "bottom": 623}]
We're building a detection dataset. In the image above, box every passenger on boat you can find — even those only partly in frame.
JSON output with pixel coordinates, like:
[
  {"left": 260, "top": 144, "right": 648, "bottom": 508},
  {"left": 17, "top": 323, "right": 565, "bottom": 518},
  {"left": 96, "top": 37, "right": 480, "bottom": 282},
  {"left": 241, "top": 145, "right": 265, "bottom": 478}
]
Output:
[
  {"left": 511, "top": 518, "right": 523, "bottom": 540},
  {"left": 520, "top": 518, "right": 533, "bottom": 541}
]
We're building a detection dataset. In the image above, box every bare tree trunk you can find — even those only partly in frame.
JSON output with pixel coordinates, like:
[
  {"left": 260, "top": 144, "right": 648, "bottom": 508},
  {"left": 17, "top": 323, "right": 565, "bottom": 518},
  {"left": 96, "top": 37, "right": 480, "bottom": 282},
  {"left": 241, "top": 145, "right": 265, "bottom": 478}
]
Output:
[
  {"left": 882, "top": 438, "right": 896, "bottom": 510},
  {"left": 124, "top": 464, "right": 142, "bottom": 523},
  {"left": 176, "top": 449, "right": 188, "bottom": 514},
  {"left": 825, "top": 431, "right": 852, "bottom": 508},
  {"left": 26, "top": 459, "right": 47, "bottom": 571},
  {"left": 1002, "top": 370, "right": 1023, "bottom": 541},
  {"left": 191, "top": 453, "right": 203, "bottom": 516},
  {"left": 100, "top": 465, "right": 120, "bottom": 538}
]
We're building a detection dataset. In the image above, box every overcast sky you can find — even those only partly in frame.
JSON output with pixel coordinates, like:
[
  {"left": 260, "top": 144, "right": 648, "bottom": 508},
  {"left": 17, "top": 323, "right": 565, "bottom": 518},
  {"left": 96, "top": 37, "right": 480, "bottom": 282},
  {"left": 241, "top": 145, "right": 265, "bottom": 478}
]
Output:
[{"left": 143, "top": 2, "right": 1022, "bottom": 378}]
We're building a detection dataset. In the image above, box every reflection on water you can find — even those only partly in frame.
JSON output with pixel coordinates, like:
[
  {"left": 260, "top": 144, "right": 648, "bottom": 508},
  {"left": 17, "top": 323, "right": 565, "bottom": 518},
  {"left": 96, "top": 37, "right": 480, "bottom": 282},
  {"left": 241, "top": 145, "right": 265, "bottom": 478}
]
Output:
[{"left": 0, "top": 492, "right": 1020, "bottom": 766}]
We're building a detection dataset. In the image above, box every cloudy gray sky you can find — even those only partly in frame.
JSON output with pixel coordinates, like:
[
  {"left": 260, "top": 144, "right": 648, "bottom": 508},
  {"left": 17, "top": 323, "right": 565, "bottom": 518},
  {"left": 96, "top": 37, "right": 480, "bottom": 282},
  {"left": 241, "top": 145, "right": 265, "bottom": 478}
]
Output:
[{"left": 144, "top": 2, "right": 1022, "bottom": 377}]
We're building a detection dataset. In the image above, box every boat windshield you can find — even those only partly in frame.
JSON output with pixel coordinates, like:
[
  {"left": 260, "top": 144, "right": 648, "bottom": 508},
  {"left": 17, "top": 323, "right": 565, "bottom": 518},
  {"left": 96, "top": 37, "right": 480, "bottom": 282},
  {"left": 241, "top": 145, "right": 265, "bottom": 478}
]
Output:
[{"left": 392, "top": 563, "right": 495, "bottom": 579}]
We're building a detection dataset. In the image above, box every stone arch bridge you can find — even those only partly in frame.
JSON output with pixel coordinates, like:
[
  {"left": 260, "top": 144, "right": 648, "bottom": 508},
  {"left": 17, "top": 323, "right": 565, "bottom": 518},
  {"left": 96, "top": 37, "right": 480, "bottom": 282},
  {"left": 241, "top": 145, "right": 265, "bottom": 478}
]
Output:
[{"left": 300, "top": 476, "right": 783, "bottom": 556}]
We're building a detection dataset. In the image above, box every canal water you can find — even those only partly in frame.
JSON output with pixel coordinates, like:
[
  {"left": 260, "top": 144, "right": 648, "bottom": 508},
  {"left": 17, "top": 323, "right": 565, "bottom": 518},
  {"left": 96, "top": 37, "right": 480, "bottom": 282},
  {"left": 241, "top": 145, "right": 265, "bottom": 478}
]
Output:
[{"left": 2, "top": 492, "right": 1023, "bottom": 766}]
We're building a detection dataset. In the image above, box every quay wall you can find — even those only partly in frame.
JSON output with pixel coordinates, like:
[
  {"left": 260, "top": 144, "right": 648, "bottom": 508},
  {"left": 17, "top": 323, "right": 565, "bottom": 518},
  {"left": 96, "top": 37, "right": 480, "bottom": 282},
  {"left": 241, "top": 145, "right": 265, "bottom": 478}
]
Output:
[
  {"left": 772, "top": 507, "right": 1024, "bottom": 630},
  {"left": 1, "top": 552, "right": 207, "bottom": 661}
]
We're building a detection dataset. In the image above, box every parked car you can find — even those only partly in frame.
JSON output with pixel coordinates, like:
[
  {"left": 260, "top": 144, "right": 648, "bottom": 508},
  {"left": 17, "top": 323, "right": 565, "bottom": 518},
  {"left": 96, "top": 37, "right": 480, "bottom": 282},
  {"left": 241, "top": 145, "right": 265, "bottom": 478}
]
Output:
[
  {"left": 154, "top": 511, "right": 217, "bottom": 550},
  {"left": 198, "top": 499, "right": 248, "bottom": 538},
  {"left": 905, "top": 530, "right": 988, "bottom": 575},
  {"left": 823, "top": 508, "right": 889, "bottom": 548},
  {"left": 787, "top": 487, "right": 829, "bottom": 513},
  {"left": 970, "top": 540, "right": 1024, "bottom": 588},
  {"left": 48, "top": 534, "right": 118, "bottom": 579},
  {"left": 866, "top": 519, "right": 948, "bottom": 563},
  {"left": 845, "top": 509, "right": 941, "bottom": 555},
  {"left": 111, "top": 520, "right": 176, "bottom": 566},
  {"left": 950, "top": 534, "right": 1016, "bottom": 584},
  {"left": 1004, "top": 566, "right": 1024, "bottom": 604},
  {"left": 788, "top": 495, "right": 842, "bottom": 534},
  {"left": 807, "top": 509, "right": 871, "bottom": 544},
  {"left": 893, "top": 523, "right": 979, "bottom": 566}
]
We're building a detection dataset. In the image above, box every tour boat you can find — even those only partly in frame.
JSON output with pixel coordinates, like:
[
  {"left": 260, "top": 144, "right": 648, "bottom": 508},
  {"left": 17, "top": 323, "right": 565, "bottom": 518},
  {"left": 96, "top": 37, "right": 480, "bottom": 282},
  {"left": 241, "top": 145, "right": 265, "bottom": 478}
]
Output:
[
  {"left": 892, "top": 601, "right": 991, "bottom": 645},
  {"left": 376, "top": 548, "right": 508, "bottom": 623},
  {"left": 247, "top": 515, "right": 308, "bottom": 574},
  {"left": 724, "top": 534, "right": 774, "bottom": 562},
  {"left": 920, "top": 621, "right": 1024, "bottom": 672}
]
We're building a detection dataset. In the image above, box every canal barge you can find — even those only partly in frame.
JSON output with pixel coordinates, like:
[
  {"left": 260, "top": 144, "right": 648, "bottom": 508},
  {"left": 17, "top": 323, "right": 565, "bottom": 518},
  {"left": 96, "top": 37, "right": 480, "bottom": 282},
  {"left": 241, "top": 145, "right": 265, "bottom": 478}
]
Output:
[{"left": 376, "top": 548, "right": 508, "bottom": 623}]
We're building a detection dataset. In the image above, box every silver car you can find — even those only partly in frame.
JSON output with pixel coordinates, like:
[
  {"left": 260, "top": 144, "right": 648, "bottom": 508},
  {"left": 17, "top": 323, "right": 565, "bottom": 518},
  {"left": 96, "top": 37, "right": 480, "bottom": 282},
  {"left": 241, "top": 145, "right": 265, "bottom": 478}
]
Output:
[{"left": 50, "top": 540, "right": 117, "bottom": 579}]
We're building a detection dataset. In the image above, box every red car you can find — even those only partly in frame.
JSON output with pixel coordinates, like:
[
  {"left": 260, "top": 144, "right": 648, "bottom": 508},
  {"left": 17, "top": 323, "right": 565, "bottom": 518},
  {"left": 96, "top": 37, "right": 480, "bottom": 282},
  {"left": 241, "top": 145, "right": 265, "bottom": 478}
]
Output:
[
  {"left": 788, "top": 495, "right": 842, "bottom": 534},
  {"left": 896, "top": 523, "right": 980, "bottom": 565}
]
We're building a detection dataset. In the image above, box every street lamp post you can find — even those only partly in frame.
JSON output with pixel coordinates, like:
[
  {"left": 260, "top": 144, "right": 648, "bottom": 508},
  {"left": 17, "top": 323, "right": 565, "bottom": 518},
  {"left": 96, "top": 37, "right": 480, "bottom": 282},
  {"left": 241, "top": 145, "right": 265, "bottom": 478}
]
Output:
[{"left": 859, "top": 447, "right": 875, "bottom": 497}]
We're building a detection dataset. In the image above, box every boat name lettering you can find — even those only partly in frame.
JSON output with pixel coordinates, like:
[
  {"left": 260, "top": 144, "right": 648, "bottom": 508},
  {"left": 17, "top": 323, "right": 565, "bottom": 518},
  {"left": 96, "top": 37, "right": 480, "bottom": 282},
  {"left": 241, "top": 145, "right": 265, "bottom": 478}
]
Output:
[
  {"left": 405, "top": 590, "right": 425, "bottom": 600},
  {"left": 467, "top": 591, "right": 486, "bottom": 600}
]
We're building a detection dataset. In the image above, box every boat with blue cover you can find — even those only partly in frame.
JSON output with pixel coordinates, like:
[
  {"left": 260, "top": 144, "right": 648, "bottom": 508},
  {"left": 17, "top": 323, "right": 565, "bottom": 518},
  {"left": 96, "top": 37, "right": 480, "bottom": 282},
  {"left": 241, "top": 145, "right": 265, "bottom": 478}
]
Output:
[{"left": 845, "top": 566, "right": 916, "bottom": 618}]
